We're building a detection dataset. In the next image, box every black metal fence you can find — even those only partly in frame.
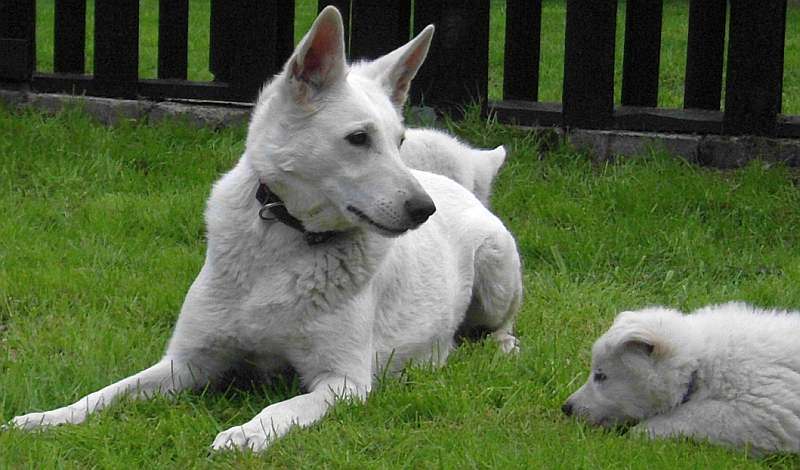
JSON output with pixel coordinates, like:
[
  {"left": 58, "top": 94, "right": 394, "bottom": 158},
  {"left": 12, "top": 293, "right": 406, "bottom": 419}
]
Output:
[{"left": 0, "top": 0, "right": 797, "bottom": 138}]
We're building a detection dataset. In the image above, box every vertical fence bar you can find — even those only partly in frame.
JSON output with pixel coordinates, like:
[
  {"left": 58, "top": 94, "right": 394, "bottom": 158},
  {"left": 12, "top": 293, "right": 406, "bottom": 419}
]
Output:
[
  {"left": 318, "top": 0, "right": 350, "bottom": 51},
  {"left": 231, "top": 0, "right": 279, "bottom": 102},
  {"left": 275, "top": 0, "right": 295, "bottom": 65},
  {"left": 94, "top": 0, "right": 138, "bottom": 97},
  {"left": 158, "top": 0, "right": 188, "bottom": 79},
  {"left": 683, "top": 0, "right": 726, "bottom": 110},
  {"left": 723, "top": 0, "right": 787, "bottom": 136},
  {"left": 210, "top": 0, "right": 233, "bottom": 81},
  {"left": 503, "top": 0, "right": 542, "bottom": 101},
  {"left": 54, "top": 0, "right": 85, "bottom": 74},
  {"left": 563, "top": 0, "right": 617, "bottom": 128},
  {"left": 0, "top": 0, "right": 36, "bottom": 80},
  {"left": 210, "top": 0, "right": 281, "bottom": 101},
  {"left": 411, "top": 0, "right": 490, "bottom": 112},
  {"left": 621, "top": 0, "right": 662, "bottom": 107},
  {"left": 350, "top": 0, "right": 410, "bottom": 60},
  {"left": 233, "top": 0, "right": 275, "bottom": 101}
]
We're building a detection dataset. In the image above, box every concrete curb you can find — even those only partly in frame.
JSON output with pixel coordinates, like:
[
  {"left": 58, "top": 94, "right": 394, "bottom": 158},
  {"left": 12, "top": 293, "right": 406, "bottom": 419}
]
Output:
[
  {"left": 2, "top": 89, "right": 799, "bottom": 168},
  {"left": 567, "top": 129, "right": 800, "bottom": 168},
  {"left": 0, "top": 89, "right": 252, "bottom": 129}
]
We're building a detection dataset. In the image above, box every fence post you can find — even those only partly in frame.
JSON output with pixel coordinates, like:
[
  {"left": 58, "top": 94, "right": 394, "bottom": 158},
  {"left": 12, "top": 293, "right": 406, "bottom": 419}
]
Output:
[
  {"left": 158, "top": 0, "right": 188, "bottom": 80},
  {"left": 563, "top": 0, "right": 618, "bottom": 128},
  {"left": 54, "top": 0, "right": 85, "bottom": 74},
  {"left": 503, "top": 0, "right": 542, "bottom": 101},
  {"left": 621, "top": 0, "right": 662, "bottom": 107},
  {"left": 350, "top": 0, "right": 410, "bottom": 60},
  {"left": 209, "top": 0, "right": 232, "bottom": 81},
  {"left": 210, "top": 0, "right": 292, "bottom": 102},
  {"left": 276, "top": 0, "right": 295, "bottom": 66},
  {"left": 411, "top": 0, "right": 490, "bottom": 113},
  {"left": 94, "top": 0, "right": 139, "bottom": 98},
  {"left": 723, "top": 0, "right": 787, "bottom": 136},
  {"left": 0, "top": 0, "right": 36, "bottom": 81},
  {"left": 683, "top": 0, "right": 726, "bottom": 110}
]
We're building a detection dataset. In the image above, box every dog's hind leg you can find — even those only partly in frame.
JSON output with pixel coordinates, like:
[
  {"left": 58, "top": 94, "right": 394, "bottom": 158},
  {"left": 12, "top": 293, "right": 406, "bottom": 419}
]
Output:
[
  {"left": 9, "top": 357, "right": 214, "bottom": 430},
  {"left": 467, "top": 229, "right": 523, "bottom": 354}
]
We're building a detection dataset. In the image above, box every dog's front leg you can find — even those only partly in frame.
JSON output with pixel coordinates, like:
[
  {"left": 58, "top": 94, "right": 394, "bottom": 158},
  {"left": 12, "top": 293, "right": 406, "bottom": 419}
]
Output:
[
  {"left": 10, "top": 358, "right": 211, "bottom": 430},
  {"left": 211, "top": 374, "right": 370, "bottom": 452}
]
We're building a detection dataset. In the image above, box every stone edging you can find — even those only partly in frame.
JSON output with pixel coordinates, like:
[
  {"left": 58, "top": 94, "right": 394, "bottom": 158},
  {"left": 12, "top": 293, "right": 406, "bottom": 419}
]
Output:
[
  {"left": 568, "top": 128, "right": 800, "bottom": 168},
  {"left": 2, "top": 89, "right": 799, "bottom": 168},
  {"left": 0, "top": 89, "right": 252, "bottom": 129}
]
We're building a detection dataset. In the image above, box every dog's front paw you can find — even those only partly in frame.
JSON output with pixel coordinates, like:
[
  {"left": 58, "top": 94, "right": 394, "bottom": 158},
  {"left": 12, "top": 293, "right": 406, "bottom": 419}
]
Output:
[
  {"left": 211, "top": 422, "right": 273, "bottom": 453},
  {"left": 9, "top": 407, "right": 83, "bottom": 431}
]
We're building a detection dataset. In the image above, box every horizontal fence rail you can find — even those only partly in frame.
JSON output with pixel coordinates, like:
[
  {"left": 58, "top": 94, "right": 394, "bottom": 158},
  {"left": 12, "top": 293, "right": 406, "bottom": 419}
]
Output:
[{"left": 0, "top": 0, "right": 797, "bottom": 138}]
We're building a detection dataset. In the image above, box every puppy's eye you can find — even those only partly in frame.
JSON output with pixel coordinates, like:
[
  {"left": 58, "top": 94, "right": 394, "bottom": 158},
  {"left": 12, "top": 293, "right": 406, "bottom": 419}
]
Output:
[
  {"left": 345, "top": 131, "right": 369, "bottom": 146},
  {"left": 398, "top": 135, "right": 406, "bottom": 148},
  {"left": 593, "top": 372, "right": 607, "bottom": 382}
]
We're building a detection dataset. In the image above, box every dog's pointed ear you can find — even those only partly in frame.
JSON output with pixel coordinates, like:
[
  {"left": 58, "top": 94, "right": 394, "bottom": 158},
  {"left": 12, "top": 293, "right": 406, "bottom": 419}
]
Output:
[
  {"left": 284, "top": 6, "right": 347, "bottom": 103},
  {"left": 360, "top": 25, "right": 435, "bottom": 109}
]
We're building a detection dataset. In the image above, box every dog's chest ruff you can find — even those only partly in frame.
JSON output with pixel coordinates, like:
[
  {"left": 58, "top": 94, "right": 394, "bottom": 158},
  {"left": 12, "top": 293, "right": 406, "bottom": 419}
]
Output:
[{"left": 210, "top": 232, "right": 383, "bottom": 358}]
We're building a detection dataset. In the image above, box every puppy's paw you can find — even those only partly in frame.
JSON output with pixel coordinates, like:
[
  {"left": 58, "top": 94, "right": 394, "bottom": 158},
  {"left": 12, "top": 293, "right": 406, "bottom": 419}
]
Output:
[
  {"left": 211, "top": 423, "right": 272, "bottom": 453},
  {"left": 492, "top": 332, "right": 520, "bottom": 355},
  {"left": 628, "top": 423, "right": 653, "bottom": 438}
]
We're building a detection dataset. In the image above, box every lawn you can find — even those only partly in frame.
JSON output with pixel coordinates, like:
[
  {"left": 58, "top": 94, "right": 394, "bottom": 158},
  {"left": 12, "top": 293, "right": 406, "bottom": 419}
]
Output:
[
  {"left": 2, "top": 102, "right": 800, "bottom": 467},
  {"left": 32, "top": 0, "right": 800, "bottom": 114}
]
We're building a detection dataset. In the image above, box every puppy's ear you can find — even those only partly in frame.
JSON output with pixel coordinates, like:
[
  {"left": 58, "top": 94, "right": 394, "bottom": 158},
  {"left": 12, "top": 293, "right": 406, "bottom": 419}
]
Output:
[
  {"left": 622, "top": 339, "right": 656, "bottom": 357},
  {"left": 484, "top": 145, "right": 507, "bottom": 177},
  {"left": 618, "top": 330, "right": 670, "bottom": 360},
  {"left": 358, "top": 25, "right": 435, "bottom": 109},
  {"left": 284, "top": 6, "right": 347, "bottom": 103}
]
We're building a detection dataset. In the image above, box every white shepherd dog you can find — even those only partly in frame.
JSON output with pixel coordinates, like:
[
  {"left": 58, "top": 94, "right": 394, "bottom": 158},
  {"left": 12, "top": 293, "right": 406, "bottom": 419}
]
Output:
[
  {"left": 10, "top": 7, "right": 522, "bottom": 452},
  {"left": 563, "top": 302, "right": 800, "bottom": 455}
]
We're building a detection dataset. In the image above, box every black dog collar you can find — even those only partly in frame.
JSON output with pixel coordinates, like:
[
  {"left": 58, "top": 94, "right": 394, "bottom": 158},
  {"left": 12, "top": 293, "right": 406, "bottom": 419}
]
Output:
[
  {"left": 680, "top": 369, "right": 699, "bottom": 405},
  {"left": 255, "top": 183, "right": 339, "bottom": 245}
]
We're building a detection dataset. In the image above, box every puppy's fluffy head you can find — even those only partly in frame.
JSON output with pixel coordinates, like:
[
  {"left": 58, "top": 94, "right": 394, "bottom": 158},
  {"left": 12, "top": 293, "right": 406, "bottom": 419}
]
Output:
[{"left": 563, "top": 306, "right": 697, "bottom": 427}]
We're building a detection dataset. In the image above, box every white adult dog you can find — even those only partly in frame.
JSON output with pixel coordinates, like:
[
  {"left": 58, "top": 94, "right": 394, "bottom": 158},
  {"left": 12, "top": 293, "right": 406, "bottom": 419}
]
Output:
[
  {"left": 400, "top": 128, "right": 507, "bottom": 207},
  {"left": 563, "top": 302, "right": 800, "bottom": 455},
  {"left": 10, "top": 7, "right": 522, "bottom": 452}
]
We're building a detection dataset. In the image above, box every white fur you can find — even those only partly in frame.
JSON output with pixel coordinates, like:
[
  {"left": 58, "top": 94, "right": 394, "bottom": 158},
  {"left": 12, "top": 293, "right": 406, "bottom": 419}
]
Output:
[
  {"left": 399, "top": 128, "right": 506, "bottom": 207},
  {"left": 564, "top": 302, "right": 800, "bottom": 455},
  {"left": 9, "top": 7, "right": 522, "bottom": 453}
]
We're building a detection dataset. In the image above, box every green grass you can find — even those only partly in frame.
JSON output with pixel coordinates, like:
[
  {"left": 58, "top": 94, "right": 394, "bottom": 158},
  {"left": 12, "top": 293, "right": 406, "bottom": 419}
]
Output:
[
  {"left": 3, "top": 103, "right": 800, "bottom": 467},
  {"left": 32, "top": 1, "right": 800, "bottom": 114}
]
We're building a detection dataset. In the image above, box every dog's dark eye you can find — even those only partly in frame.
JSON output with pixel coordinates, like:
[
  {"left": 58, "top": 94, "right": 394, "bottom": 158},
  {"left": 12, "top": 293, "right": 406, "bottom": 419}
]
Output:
[
  {"left": 398, "top": 135, "right": 406, "bottom": 148},
  {"left": 345, "top": 131, "right": 369, "bottom": 146},
  {"left": 593, "top": 372, "right": 607, "bottom": 382}
]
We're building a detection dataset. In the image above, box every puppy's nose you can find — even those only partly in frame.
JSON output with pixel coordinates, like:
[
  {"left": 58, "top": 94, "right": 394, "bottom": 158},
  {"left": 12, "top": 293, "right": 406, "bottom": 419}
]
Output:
[
  {"left": 561, "top": 401, "right": 574, "bottom": 417},
  {"left": 405, "top": 195, "right": 436, "bottom": 225}
]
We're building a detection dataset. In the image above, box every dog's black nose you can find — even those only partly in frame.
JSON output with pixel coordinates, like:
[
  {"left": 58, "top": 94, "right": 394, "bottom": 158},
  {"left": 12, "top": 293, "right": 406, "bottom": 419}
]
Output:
[
  {"left": 561, "top": 402, "right": 574, "bottom": 416},
  {"left": 405, "top": 195, "right": 436, "bottom": 225}
]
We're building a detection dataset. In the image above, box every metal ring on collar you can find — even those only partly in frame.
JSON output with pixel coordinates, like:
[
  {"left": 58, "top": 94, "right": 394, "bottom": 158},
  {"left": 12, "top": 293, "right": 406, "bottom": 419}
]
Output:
[{"left": 258, "top": 202, "right": 284, "bottom": 221}]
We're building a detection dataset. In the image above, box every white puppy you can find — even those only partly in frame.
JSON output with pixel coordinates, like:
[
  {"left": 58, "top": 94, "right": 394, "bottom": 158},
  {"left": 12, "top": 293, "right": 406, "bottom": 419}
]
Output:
[
  {"left": 563, "top": 302, "right": 800, "bottom": 455},
  {"left": 400, "top": 128, "right": 506, "bottom": 207},
  {"left": 10, "top": 7, "right": 522, "bottom": 453}
]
